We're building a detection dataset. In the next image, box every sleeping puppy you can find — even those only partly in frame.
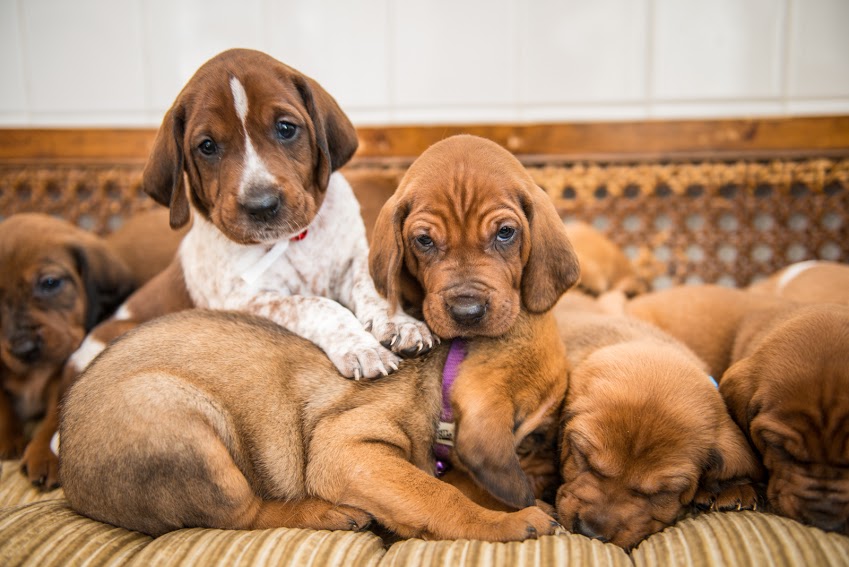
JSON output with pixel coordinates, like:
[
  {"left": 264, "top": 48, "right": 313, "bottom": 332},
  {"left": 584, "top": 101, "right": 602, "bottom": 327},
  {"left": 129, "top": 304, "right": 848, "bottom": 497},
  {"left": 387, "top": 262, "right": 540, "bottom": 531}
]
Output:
[
  {"left": 564, "top": 222, "right": 646, "bottom": 297},
  {"left": 550, "top": 294, "right": 761, "bottom": 550},
  {"left": 64, "top": 48, "right": 431, "bottom": 387},
  {"left": 627, "top": 285, "right": 849, "bottom": 534},
  {"left": 60, "top": 134, "right": 578, "bottom": 540},
  {"left": 369, "top": 135, "right": 580, "bottom": 510},
  {"left": 748, "top": 260, "right": 849, "bottom": 305},
  {"left": 0, "top": 210, "right": 180, "bottom": 487}
]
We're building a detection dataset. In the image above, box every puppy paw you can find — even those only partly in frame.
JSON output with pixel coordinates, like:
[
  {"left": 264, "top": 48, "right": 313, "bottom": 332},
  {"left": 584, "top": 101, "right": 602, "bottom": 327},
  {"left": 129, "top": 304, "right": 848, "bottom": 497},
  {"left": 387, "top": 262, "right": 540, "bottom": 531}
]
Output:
[
  {"left": 694, "top": 480, "right": 759, "bottom": 512},
  {"left": 498, "top": 506, "right": 562, "bottom": 541},
  {"left": 326, "top": 332, "right": 401, "bottom": 380},
  {"left": 366, "top": 312, "right": 435, "bottom": 358},
  {"left": 20, "top": 442, "right": 60, "bottom": 491},
  {"left": 317, "top": 504, "right": 373, "bottom": 532}
]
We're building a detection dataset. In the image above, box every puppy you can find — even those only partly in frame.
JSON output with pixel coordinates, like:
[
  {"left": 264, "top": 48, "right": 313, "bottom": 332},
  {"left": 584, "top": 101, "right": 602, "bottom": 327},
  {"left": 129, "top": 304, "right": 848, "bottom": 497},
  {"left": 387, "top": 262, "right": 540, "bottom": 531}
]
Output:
[
  {"left": 748, "top": 260, "right": 849, "bottom": 305},
  {"left": 0, "top": 210, "right": 179, "bottom": 487},
  {"left": 551, "top": 293, "right": 761, "bottom": 549},
  {"left": 369, "top": 135, "right": 580, "bottom": 510},
  {"left": 564, "top": 221, "right": 646, "bottom": 297},
  {"left": 627, "top": 285, "right": 849, "bottom": 534},
  {"left": 64, "top": 48, "right": 431, "bottom": 387},
  {"left": 60, "top": 135, "right": 578, "bottom": 540}
]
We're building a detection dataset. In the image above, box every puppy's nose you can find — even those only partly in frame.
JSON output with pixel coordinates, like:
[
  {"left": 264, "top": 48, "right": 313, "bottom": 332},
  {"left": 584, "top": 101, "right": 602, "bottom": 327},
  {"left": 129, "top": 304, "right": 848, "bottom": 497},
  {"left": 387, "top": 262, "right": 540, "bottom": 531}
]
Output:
[
  {"left": 803, "top": 505, "right": 847, "bottom": 533},
  {"left": 572, "top": 515, "right": 610, "bottom": 543},
  {"left": 241, "top": 191, "right": 282, "bottom": 222},
  {"left": 447, "top": 295, "right": 487, "bottom": 325},
  {"left": 9, "top": 334, "right": 41, "bottom": 361}
]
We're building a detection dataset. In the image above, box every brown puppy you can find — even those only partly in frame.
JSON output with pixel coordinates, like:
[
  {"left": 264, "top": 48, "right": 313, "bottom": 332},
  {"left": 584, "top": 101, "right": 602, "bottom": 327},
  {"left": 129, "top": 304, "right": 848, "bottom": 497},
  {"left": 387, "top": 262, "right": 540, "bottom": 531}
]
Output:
[
  {"left": 0, "top": 211, "right": 180, "bottom": 487},
  {"left": 59, "top": 135, "right": 577, "bottom": 540},
  {"left": 564, "top": 222, "right": 646, "bottom": 297},
  {"left": 748, "top": 260, "right": 849, "bottom": 305},
  {"left": 369, "top": 135, "right": 579, "bottom": 509},
  {"left": 551, "top": 293, "right": 761, "bottom": 549},
  {"left": 628, "top": 285, "right": 849, "bottom": 534}
]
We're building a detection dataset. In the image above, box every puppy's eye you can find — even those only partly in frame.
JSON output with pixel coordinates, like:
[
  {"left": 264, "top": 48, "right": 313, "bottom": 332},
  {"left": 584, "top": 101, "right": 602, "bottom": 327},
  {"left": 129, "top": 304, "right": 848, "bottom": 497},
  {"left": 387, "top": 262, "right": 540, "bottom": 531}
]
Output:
[
  {"left": 276, "top": 121, "right": 298, "bottom": 141},
  {"left": 415, "top": 235, "right": 434, "bottom": 249},
  {"left": 198, "top": 139, "right": 217, "bottom": 156},
  {"left": 496, "top": 226, "right": 516, "bottom": 243},
  {"left": 37, "top": 275, "right": 64, "bottom": 295}
]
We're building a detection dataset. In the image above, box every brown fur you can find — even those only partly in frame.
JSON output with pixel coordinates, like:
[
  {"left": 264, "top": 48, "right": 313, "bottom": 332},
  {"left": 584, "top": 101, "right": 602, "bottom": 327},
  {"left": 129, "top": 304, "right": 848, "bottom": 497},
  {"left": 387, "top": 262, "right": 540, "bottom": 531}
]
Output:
[
  {"left": 369, "top": 135, "right": 579, "bottom": 509},
  {"left": 550, "top": 294, "right": 761, "bottom": 549},
  {"left": 59, "top": 136, "right": 580, "bottom": 539},
  {"left": 0, "top": 211, "right": 180, "bottom": 488},
  {"left": 748, "top": 261, "right": 849, "bottom": 305},
  {"left": 564, "top": 222, "right": 646, "bottom": 297},
  {"left": 627, "top": 285, "right": 849, "bottom": 534}
]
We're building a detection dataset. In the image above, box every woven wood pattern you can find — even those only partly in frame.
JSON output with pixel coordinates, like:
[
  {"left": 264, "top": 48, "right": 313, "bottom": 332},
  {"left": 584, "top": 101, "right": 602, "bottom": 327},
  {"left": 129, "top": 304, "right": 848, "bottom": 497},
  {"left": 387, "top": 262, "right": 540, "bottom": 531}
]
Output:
[{"left": 1, "top": 157, "right": 847, "bottom": 289}]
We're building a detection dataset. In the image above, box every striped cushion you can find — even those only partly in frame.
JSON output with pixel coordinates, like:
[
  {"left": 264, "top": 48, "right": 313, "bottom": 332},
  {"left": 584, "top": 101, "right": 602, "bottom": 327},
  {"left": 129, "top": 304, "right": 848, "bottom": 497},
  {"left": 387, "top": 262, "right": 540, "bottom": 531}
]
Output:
[{"left": 2, "top": 460, "right": 848, "bottom": 566}]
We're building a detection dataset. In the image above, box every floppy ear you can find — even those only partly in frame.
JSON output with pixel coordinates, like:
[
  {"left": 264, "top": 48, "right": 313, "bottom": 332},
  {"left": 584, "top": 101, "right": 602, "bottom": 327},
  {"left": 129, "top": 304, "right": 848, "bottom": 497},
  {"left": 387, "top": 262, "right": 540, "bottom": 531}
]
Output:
[
  {"left": 369, "top": 190, "right": 425, "bottom": 312},
  {"left": 142, "top": 104, "right": 191, "bottom": 229},
  {"left": 719, "top": 358, "right": 761, "bottom": 434},
  {"left": 71, "top": 242, "right": 136, "bottom": 331},
  {"left": 520, "top": 184, "right": 581, "bottom": 312},
  {"left": 295, "top": 75, "right": 359, "bottom": 192}
]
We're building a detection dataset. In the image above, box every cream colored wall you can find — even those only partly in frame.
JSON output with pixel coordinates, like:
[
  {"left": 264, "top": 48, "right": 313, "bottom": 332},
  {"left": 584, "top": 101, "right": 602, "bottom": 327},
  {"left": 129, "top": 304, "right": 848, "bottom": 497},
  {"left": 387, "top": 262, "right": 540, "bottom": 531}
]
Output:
[{"left": 1, "top": 0, "right": 847, "bottom": 127}]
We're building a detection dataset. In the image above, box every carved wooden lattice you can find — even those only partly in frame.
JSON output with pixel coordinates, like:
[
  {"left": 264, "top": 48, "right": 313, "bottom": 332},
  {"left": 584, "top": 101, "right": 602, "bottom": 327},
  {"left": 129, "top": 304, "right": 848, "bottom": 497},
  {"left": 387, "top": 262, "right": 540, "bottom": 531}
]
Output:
[{"left": 1, "top": 158, "right": 847, "bottom": 289}]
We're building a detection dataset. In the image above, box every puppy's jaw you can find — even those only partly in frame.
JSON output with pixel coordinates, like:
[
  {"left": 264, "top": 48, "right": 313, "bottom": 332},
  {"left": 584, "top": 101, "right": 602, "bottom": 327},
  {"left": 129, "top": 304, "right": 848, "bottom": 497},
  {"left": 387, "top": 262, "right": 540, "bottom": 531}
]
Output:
[
  {"left": 422, "top": 287, "right": 520, "bottom": 339},
  {"left": 765, "top": 460, "right": 849, "bottom": 534}
]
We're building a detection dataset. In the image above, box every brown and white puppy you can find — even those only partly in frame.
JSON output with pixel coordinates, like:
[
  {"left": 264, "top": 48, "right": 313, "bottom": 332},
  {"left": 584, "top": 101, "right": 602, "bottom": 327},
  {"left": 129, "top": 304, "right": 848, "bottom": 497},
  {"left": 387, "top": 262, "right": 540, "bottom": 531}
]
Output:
[
  {"left": 748, "top": 260, "right": 849, "bottom": 305},
  {"left": 0, "top": 210, "right": 180, "bottom": 487},
  {"left": 59, "top": 135, "right": 578, "bottom": 540},
  {"left": 551, "top": 294, "right": 761, "bottom": 549},
  {"left": 564, "top": 221, "right": 646, "bottom": 297},
  {"left": 64, "top": 48, "right": 431, "bottom": 389},
  {"left": 628, "top": 285, "right": 849, "bottom": 534},
  {"left": 369, "top": 135, "right": 579, "bottom": 510}
]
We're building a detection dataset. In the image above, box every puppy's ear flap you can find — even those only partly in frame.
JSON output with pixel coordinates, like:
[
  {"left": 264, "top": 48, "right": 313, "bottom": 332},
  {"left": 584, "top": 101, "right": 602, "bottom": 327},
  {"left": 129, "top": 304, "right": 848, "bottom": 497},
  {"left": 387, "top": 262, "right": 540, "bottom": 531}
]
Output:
[
  {"left": 369, "top": 191, "right": 417, "bottom": 312},
  {"left": 719, "top": 358, "right": 761, "bottom": 433},
  {"left": 295, "top": 75, "right": 359, "bottom": 191},
  {"left": 71, "top": 242, "right": 136, "bottom": 331},
  {"left": 520, "top": 184, "right": 581, "bottom": 312},
  {"left": 142, "top": 104, "right": 191, "bottom": 229}
]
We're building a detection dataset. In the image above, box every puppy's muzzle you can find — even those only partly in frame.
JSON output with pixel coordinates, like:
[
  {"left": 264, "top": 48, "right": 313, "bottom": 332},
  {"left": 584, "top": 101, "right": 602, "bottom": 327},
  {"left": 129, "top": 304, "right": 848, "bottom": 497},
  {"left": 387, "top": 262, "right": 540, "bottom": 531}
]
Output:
[
  {"left": 240, "top": 189, "right": 282, "bottom": 223},
  {"left": 6, "top": 331, "right": 42, "bottom": 363},
  {"left": 800, "top": 500, "right": 848, "bottom": 533},
  {"left": 572, "top": 514, "right": 611, "bottom": 544},
  {"left": 446, "top": 294, "right": 488, "bottom": 326}
]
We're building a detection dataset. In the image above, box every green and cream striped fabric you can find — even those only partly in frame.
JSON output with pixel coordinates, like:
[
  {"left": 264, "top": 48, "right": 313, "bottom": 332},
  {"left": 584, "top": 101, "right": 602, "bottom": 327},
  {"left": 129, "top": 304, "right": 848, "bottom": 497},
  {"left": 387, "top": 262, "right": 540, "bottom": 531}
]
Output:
[{"left": 1, "top": 460, "right": 847, "bottom": 567}]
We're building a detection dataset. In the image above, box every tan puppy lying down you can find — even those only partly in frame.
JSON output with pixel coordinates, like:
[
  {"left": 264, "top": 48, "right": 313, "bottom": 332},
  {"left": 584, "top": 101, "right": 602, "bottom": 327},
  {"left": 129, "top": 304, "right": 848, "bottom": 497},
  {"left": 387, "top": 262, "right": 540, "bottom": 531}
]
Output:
[
  {"left": 551, "top": 294, "right": 761, "bottom": 549},
  {"left": 748, "top": 260, "right": 849, "bottom": 305},
  {"left": 627, "top": 285, "right": 849, "bottom": 535}
]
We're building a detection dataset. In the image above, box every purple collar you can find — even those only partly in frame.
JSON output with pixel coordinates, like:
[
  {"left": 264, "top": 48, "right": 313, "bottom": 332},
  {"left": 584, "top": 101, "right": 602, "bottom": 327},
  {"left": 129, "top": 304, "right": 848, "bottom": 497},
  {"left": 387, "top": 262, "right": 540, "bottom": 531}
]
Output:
[{"left": 434, "top": 338, "right": 466, "bottom": 475}]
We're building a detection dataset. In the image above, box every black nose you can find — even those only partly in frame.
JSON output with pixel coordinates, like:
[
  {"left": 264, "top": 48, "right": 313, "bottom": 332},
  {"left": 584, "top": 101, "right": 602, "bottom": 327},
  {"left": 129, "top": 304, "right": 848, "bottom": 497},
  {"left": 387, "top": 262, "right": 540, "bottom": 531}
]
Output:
[
  {"left": 241, "top": 191, "right": 282, "bottom": 222},
  {"left": 447, "top": 296, "right": 487, "bottom": 325},
  {"left": 9, "top": 334, "right": 41, "bottom": 361},
  {"left": 572, "top": 515, "right": 610, "bottom": 543},
  {"left": 804, "top": 505, "right": 847, "bottom": 533}
]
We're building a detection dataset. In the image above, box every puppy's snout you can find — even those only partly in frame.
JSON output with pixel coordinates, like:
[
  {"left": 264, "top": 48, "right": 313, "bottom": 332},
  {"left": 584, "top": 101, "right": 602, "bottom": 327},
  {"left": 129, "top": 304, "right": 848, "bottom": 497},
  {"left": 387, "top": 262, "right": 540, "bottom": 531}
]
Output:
[
  {"left": 8, "top": 333, "right": 42, "bottom": 362},
  {"left": 801, "top": 502, "right": 848, "bottom": 533},
  {"left": 572, "top": 514, "right": 611, "bottom": 543},
  {"left": 446, "top": 295, "right": 487, "bottom": 326},
  {"left": 241, "top": 189, "right": 282, "bottom": 222}
]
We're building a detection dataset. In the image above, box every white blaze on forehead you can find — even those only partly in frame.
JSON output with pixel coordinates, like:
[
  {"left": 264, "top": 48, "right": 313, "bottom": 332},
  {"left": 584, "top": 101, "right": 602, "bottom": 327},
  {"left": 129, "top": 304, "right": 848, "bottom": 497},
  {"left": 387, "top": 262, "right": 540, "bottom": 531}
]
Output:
[{"left": 229, "top": 76, "right": 275, "bottom": 196}]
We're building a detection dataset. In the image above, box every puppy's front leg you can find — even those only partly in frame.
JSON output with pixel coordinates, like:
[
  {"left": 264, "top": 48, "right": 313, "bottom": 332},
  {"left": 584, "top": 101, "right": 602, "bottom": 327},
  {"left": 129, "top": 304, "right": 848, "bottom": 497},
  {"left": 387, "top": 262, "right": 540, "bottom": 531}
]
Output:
[
  {"left": 312, "top": 444, "right": 559, "bottom": 542},
  {"left": 244, "top": 293, "right": 400, "bottom": 380},
  {"left": 0, "top": 386, "right": 25, "bottom": 459},
  {"left": 20, "top": 377, "right": 60, "bottom": 489},
  {"left": 341, "top": 255, "right": 434, "bottom": 358}
]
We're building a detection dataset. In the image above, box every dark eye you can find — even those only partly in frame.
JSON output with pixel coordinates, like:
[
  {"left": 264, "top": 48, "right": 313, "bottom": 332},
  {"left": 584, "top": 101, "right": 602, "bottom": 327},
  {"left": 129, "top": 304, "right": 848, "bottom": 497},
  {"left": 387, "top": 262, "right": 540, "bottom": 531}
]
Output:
[
  {"left": 276, "top": 121, "right": 298, "bottom": 140},
  {"left": 496, "top": 226, "right": 516, "bottom": 243},
  {"left": 415, "top": 234, "right": 434, "bottom": 249},
  {"left": 37, "top": 275, "right": 64, "bottom": 295},
  {"left": 198, "top": 139, "right": 217, "bottom": 156}
]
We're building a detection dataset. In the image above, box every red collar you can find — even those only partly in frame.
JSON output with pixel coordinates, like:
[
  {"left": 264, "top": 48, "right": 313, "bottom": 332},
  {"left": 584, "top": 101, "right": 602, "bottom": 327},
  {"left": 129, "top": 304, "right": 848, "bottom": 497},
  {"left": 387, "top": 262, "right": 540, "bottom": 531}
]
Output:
[{"left": 290, "top": 229, "right": 308, "bottom": 241}]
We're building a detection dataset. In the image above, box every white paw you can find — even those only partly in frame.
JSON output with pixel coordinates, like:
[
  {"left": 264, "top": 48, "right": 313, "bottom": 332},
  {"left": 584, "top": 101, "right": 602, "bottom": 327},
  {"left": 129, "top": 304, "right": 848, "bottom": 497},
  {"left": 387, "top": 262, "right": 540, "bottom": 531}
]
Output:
[
  {"left": 326, "top": 331, "right": 401, "bottom": 380},
  {"left": 365, "top": 311, "right": 435, "bottom": 358}
]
